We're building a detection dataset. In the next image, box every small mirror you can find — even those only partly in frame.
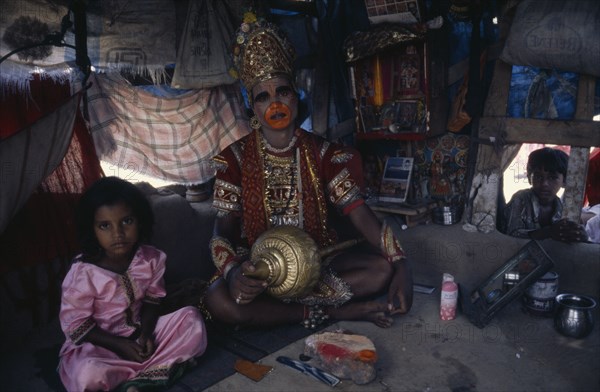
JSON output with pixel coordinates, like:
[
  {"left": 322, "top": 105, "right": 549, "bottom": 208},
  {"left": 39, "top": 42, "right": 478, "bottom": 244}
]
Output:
[{"left": 462, "top": 241, "right": 555, "bottom": 328}]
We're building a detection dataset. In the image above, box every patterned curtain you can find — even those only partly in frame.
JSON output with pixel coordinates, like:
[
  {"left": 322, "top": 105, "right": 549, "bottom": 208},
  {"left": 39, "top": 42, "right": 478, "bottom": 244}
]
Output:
[{"left": 87, "top": 73, "right": 251, "bottom": 184}]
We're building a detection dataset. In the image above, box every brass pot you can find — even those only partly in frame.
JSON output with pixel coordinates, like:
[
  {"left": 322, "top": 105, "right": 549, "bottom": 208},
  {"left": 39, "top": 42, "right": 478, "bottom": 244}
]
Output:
[{"left": 245, "top": 225, "right": 362, "bottom": 300}]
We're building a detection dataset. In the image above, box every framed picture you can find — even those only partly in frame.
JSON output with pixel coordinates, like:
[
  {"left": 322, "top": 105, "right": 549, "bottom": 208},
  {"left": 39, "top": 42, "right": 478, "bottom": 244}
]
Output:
[
  {"left": 359, "top": 104, "right": 378, "bottom": 132},
  {"left": 378, "top": 157, "right": 414, "bottom": 203},
  {"left": 396, "top": 45, "right": 421, "bottom": 96},
  {"left": 396, "top": 100, "right": 418, "bottom": 130},
  {"left": 378, "top": 101, "right": 398, "bottom": 130},
  {"left": 392, "top": 99, "right": 426, "bottom": 133},
  {"left": 380, "top": 99, "right": 426, "bottom": 133}
]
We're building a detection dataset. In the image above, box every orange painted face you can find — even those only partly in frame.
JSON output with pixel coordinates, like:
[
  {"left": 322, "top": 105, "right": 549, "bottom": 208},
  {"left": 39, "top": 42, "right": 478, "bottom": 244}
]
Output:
[
  {"left": 264, "top": 101, "right": 292, "bottom": 129},
  {"left": 251, "top": 76, "right": 297, "bottom": 131}
]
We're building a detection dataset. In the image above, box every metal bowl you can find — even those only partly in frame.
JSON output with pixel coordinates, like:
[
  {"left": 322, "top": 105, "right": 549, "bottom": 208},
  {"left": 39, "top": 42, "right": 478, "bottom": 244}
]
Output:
[{"left": 553, "top": 294, "right": 597, "bottom": 339}]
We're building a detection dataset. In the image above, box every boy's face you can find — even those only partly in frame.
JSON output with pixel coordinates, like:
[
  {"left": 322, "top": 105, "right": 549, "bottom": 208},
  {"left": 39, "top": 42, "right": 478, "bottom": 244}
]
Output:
[
  {"left": 529, "top": 169, "right": 564, "bottom": 204},
  {"left": 94, "top": 201, "right": 139, "bottom": 261}
]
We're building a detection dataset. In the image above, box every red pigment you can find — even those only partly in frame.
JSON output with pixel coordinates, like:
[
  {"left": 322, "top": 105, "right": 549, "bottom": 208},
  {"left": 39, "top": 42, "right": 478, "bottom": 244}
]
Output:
[{"left": 317, "top": 342, "right": 351, "bottom": 358}]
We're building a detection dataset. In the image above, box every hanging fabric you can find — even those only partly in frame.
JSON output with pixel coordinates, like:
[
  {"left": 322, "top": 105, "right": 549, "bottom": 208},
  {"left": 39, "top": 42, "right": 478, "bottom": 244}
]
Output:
[
  {"left": 0, "top": 0, "right": 177, "bottom": 93},
  {"left": 0, "top": 1, "right": 73, "bottom": 93},
  {"left": 0, "top": 91, "right": 80, "bottom": 233},
  {"left": 171, "top": 0, "right": 239, "bottom": 89},
  {"left": 0, "top": 76, "right": 103, "bottom": 273},
  {"left": 87, "top": 73, "right": 251, "bottom": 184}
]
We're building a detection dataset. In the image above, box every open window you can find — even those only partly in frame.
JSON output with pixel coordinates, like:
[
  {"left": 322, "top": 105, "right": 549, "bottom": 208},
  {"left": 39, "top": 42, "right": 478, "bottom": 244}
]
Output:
[
  {"left": 466, "top": 1, "right": 600, "bottom": 236},
  {"left": 502, "top": 143, "right": 571, "bottom": 205}
]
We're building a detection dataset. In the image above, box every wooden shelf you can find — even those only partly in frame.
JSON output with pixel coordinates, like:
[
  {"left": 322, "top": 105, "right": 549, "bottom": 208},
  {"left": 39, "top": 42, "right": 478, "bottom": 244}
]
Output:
[
  {"left": 367, "top": 200, "right": 437, "bottom": 216},
  {"left": 368, "top": 200, "right": 437, "bottom": 228},
  {"left": 356, "top": 132, "right": 426, "bottom": 141}
]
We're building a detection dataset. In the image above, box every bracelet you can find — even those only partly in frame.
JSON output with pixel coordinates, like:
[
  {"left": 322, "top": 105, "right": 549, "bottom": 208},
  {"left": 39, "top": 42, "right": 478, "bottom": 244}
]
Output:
[
  {"left": 302, "top": 305, "right": 329, "bottom": 329},
  {"left": 223, "top": 261, "right": 240, "bottom": 281}
]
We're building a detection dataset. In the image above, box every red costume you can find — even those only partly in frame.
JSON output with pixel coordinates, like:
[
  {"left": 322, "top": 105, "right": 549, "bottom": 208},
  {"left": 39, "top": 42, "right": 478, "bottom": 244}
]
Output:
[{"left": 213, "top": 128, "right": 365, "bottom": 253}]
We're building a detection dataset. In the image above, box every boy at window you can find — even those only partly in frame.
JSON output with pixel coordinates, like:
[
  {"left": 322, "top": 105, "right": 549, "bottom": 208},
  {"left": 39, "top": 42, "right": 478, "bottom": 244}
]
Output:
[{"left": 501, "top": 147, "right": 587, "bottom": 242}]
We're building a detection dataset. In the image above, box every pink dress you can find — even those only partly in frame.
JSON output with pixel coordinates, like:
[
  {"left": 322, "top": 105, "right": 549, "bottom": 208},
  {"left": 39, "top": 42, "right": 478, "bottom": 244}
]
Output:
[{"left": 58, "top": 244, "right": 207, "bottom": 391}]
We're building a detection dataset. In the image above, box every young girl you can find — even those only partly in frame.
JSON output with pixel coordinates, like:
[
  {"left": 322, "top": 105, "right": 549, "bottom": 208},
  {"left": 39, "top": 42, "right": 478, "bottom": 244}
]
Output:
[{"left": 58, "top": 177, "right": 207, "bottom": 392}]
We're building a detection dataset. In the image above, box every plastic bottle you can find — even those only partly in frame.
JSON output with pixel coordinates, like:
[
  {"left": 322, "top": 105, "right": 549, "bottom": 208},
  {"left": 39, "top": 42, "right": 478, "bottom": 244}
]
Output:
[{"left": 440, "top": 273, "right": 458, "bottom": 320}]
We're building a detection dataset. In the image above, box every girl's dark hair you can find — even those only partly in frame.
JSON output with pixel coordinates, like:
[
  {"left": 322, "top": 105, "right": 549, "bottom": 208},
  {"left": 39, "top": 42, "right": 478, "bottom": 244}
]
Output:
[
  {"left": 76, "top": 177, "right": 154, "bottom": 260},
  {"left": 527, "top": 147, "right": 569, "bottom": 182}
]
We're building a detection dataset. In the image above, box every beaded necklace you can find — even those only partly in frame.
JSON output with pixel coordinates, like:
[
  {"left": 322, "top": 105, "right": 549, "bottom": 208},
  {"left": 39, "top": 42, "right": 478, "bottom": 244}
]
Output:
[{"left": 261, "top": 131, "right": 298, "bottom": 154}]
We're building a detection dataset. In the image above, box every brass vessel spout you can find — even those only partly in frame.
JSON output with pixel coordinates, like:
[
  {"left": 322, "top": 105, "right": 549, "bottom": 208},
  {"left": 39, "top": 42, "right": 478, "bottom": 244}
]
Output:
[{"left": 244, "top": 259, "right": 272, "bottom": 280}]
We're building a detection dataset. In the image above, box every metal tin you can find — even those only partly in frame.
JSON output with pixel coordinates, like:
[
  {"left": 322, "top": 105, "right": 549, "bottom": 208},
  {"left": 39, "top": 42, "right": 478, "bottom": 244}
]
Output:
[
  {"left": 522, "top": 271, "right": 559, "bottom": 317},
  {"left": 432, "top": 206, "right": 462, "bottom": 225}
]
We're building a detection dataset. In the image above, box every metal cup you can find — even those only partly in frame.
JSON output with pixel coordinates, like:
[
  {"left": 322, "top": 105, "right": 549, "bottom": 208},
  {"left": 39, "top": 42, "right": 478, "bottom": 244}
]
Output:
[{"left": 554, "top": 294, "right": 597, "bottom": 339}]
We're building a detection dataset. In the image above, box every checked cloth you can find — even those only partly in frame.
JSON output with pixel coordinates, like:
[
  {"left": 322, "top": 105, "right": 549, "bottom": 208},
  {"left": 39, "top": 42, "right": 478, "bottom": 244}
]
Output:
[{"left": 87, "top": 73, "right": 251, "bottom": 184}]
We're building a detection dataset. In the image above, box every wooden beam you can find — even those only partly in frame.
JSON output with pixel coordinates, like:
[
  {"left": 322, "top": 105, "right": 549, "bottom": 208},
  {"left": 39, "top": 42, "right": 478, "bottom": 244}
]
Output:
[
  {"left": 563, "top": 147, "right": 589, "bottom": 221},
  {"left": 478, "top": 117, "right": 600, "bottom": 147},
  {"left": 465, "top": 58, "right": 513, "bottom": 229},
  {"left": 563, "top": 75, "right": 595, "bottom": 222},
  {"left": 465, "top": 7, "right": 519, "bottom": 228},
  {"left": 482, "top": 63, "right": 512, "bottom": 117}
]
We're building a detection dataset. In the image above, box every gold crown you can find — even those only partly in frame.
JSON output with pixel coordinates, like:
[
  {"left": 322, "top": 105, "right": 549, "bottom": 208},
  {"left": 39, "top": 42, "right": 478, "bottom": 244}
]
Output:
[{"left": 232, "top": 17, "right": 295, "bottom": 92}]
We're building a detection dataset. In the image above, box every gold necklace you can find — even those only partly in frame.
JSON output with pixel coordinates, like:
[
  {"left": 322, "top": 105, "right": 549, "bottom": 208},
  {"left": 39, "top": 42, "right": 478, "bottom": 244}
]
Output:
[{"left": 261, "top": 138, "right": 303, "bottom": 229}]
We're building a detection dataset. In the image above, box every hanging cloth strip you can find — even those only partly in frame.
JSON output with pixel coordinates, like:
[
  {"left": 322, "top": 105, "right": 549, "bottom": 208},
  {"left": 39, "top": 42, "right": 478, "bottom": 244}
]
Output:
[{"left": 0, "top": 91, "right": 81, "bottom": 233}]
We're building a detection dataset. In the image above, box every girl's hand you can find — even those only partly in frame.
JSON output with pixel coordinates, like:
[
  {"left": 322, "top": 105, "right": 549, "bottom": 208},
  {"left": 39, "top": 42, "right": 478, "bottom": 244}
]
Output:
[
  {"left": 227, "top": 260, "right": 268, "bottom": 305},
  {"left": 112, "top": 337, "right": 148, "bottom": 363},
  {"left": 137, "top": 335, "right": 156, "bottom": 360}
]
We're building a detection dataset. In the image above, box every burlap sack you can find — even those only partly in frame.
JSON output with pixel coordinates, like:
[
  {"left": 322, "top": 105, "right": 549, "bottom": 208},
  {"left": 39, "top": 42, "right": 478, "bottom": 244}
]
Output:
[{"left": 500, "top": 0, "right": 600, "bottom": 77}]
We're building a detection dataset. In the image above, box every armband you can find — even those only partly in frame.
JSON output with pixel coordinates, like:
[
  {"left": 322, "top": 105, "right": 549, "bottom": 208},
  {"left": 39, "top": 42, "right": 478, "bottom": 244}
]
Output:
[
  {"left": 210, "top": 236, "right": 238, "bottom": 276},
  {"left": 380, "top": 220, "right": 406, "bottom": 263}
]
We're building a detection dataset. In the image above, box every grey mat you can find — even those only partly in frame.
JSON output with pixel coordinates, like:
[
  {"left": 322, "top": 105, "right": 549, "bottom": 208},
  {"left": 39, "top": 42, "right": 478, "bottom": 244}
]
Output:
[{"left": 167, "top": 321, "right": 328, "bottom": 391}]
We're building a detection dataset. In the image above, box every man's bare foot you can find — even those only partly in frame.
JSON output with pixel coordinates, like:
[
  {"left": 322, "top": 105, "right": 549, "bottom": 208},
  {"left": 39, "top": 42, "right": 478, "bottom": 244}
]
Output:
[{"left": 328, "top": 301, "right": 393, "bottom": 328}]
